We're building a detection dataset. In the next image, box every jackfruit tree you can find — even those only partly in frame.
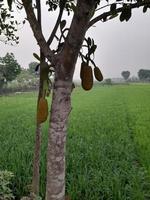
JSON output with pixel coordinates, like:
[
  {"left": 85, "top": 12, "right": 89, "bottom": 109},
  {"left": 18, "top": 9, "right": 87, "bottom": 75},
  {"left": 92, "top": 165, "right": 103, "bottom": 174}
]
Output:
[{"left": 1, "top": 0, "right": 150, "bottom": 199}]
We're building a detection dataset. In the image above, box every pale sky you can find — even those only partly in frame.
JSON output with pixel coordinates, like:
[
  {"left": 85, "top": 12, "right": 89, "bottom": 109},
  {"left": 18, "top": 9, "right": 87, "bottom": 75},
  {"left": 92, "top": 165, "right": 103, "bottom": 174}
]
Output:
[{"left": 0, "top": 3, "right": 150, "bottom": 79}]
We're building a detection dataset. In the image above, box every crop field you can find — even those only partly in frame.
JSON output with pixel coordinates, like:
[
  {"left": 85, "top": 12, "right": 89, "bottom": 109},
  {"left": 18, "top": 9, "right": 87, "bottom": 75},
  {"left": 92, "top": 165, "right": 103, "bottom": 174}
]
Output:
[{"left": 0, "top": 84, "right": 150, "bottom": 200}]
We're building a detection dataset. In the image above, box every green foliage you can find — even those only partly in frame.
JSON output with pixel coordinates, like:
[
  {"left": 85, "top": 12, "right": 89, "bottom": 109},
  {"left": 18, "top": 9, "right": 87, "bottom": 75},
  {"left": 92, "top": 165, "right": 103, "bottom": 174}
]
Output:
[
  {"left": 7, "top": 69, "right": 39, "bottom": 91},
  {"left": 120, "top": 5, "right": 132, "bottom": 22},
  {"left": 80, "top": 37, "right": 97, "bottom": 67},
  {"left": 46, "top": 0, "right": 76, "bottom": 14},
  {"left": 28, "top": 62, "right": 39, "bottom": 74},
  {"left": 0, "top": 85, "right": 150, "bottom": 199},
  {"left": 138, "top": 69, "right": 150, "bottom": 81},
  {"left": 16, "top": 69, "right": 39, "bottom": 87},
  {"left": 0, "top": 68, "right": 39, "bottom": 94},
  {"left": 121, "top": 71, "right": 130, "bottom": 80},
  {"left": 143, "top": 3, "right": 150, "bottom": 13},
  {"left": 0, "top": 2, "right": 19, "bottom": 44},
  {"left": 0, "top": 170, "right": 14, "bottom": 200},
  {"left": 0, "top": 53, "right": 21, "bottom": 89}
]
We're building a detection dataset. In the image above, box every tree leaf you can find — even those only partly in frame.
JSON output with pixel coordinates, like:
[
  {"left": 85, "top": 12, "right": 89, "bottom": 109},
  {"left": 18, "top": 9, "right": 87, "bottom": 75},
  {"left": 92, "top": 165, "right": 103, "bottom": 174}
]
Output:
[
  {"left": 120, "top": 6, "right": 132, "bottom": 22},
  {"left": 33, "top": 53, "right": 41, "bottom": 61},
  {"left": 110, "top": 4, "right": 116, "bottom": 12},
  {"left": 7, "top": 0, "right": 13, "bottom": 10},
  {"left": 125, "top": 8, "right": 132, "bottom": 21},
  {"left": 143, "top": 5, "right": 148, "bottom": 13},
  {"left": 120, "top": 10, "right": 126, "bottom": 22},
  {"left": 87, "top": 37, "right": 91, "bottom": 46}
]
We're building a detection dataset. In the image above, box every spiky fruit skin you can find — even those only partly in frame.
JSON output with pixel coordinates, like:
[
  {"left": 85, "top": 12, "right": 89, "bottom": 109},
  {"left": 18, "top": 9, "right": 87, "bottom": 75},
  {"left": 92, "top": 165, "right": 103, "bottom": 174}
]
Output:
[
  {"left": 81, "top": 65, "right": 93, "bottom": 90},
  {"left": 37, "top": 98, "right": 48, "bottom": 124},
  {"left": 94, "top": 67, "right": 103, "bottom": 81}
]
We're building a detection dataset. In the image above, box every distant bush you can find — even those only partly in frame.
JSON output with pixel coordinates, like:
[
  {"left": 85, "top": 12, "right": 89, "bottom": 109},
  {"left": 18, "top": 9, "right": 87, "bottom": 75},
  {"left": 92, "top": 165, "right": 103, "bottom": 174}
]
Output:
[
  {"left": 0, "top": 70, "right": 39, "bottom": 95},
  {"left": 104, "top": 78, "right": 112, "bottom": 85},
  {"left": 0, "top": 170, "right": 14, "bottom": 200}
]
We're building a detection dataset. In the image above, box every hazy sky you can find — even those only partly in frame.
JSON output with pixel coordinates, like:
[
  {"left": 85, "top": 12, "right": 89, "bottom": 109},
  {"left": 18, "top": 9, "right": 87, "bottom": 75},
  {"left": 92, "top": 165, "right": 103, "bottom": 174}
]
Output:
[{"left": 0, "top": 4, "right": 150, "bottom": 79}]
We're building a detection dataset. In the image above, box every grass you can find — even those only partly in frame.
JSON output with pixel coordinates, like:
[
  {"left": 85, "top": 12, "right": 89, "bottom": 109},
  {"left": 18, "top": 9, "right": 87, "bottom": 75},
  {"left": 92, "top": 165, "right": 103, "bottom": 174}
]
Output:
[{"left": 0, "top": 84, "right": 150, "bottom": 199}]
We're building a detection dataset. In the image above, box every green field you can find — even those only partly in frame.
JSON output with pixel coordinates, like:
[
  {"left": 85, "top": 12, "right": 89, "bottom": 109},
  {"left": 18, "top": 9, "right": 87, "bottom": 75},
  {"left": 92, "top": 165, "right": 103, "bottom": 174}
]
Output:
[{"left": 0, "top": 84, "right": 150, "bottom": 200}]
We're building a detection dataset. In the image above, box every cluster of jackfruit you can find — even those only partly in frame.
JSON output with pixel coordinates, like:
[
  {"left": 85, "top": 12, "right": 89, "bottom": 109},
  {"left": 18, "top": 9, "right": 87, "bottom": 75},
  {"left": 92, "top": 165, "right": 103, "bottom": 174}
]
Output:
[{"left": 80, "top": 62, "right": 103, "bottom": 90}]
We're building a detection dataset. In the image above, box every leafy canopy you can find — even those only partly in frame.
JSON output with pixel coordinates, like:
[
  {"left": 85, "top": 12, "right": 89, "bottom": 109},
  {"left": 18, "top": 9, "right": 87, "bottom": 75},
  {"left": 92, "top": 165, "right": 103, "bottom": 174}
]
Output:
[{"left": 0, "top": 53, "right": 21, "bottom": 88}]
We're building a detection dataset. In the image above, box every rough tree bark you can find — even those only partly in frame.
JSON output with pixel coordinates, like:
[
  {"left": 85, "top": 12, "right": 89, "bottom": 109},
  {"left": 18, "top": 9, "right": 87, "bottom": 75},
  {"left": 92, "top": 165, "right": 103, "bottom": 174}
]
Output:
[
  {"left": 31, "top": 124, "right": 41, "bottom": 196},
  {"left": 46, "top": 80, "right": 72, "bottom": 200}
]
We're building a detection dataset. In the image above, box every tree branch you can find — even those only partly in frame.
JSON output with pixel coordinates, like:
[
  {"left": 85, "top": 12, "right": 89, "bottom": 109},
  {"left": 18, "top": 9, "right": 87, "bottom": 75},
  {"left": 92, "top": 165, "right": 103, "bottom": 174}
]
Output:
[
  {"left": 88, "top": 0, "right": 150, "bottom": 28},
  {"left": 36, "top": 0, "right": 45, "bottom": 62},
  {"left": 47, "top": 0, "right": 67, "bottom": 46},
  {"left": 36, "top": 0, "right": 41, "bottom": 28},
  {"left": 22, "top": 0, "right": 56, "bottom": 64},
  {"left": 95, "top": 2, "right": 122, "bottom": 12}
]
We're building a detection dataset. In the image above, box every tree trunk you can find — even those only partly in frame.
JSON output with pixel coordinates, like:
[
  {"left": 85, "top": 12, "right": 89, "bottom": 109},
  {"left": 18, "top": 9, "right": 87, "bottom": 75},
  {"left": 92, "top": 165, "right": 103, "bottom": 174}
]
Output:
[
  {"left": 46, "top": 80, "right": 72, "bottom": 200},
  {"left": 31, "top": 124, "right": 42, "bottom": 197},
  {"left": 31, "top": 54, "right": 45, "bottom": 198}
]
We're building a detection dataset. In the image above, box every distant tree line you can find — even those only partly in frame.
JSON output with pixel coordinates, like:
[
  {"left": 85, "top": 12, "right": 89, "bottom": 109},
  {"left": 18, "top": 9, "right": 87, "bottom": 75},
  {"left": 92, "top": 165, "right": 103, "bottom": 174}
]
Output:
[
  {"left": 1, "top": 52, "right": 150, "bottom": 94},
  {"left": 121, "top": 69, "right": 150, "bottom": 82}
]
